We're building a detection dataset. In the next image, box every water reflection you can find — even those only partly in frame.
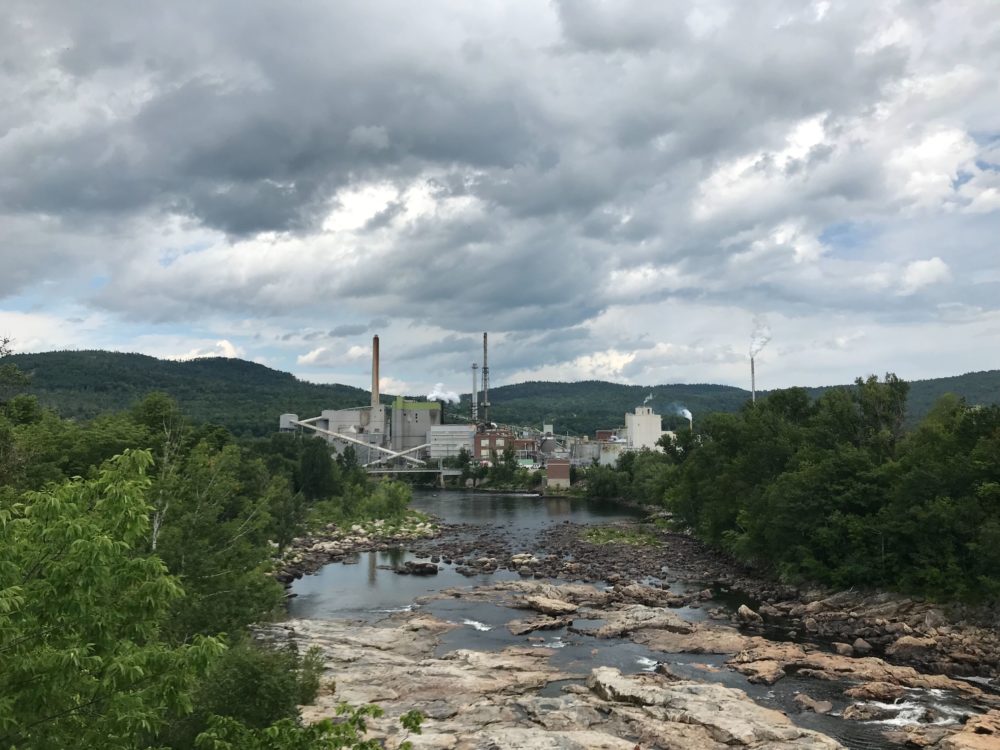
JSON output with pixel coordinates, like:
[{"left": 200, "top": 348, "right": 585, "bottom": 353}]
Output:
[{"left": 409, "top": 490, "right": 643, "bottom": 527}]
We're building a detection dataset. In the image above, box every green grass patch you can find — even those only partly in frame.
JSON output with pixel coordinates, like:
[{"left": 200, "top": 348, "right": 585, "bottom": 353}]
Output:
[{"left": 583, "top": 526, "right": 659, "bottom": 546}]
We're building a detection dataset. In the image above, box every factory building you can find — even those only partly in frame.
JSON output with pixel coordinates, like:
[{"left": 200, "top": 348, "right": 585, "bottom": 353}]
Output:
[
  {"left": 391, "top": 395, "right": 442, "bottom": 453},
  {"left": 545, "top": 458, "right": 571, "bottom": 489},
  {"left": 571, "top": 440, "right": 600, "bottom": 464},
  {"left": 598, "top": 441, "right": 627, "bottom": 466},
  {"left": 625, "top": 406, "right": 666, "bottom": 451},
  {"left": 428, "top": 425, "right": 476, "bottom": 460},
  {"left": 474, "top": 428, "right": 516, "bottom": 460},
  {"left": 279, "top": 335, "right": 441, "bottom": 465}
]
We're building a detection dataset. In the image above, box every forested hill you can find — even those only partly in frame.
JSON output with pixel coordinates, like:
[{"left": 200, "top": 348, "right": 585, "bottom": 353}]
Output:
[
  {"left": 482, "top": 371, "right": 1000, "bottom": 435},
  {"left": 5, "top": 349, "right": 1000, "bottom": 436},
  {"left": 479, "top": 381, "right": 749, "bottom": 434},
  {"left": 5, "top": 350, "right": 370, "bottom": 436}
]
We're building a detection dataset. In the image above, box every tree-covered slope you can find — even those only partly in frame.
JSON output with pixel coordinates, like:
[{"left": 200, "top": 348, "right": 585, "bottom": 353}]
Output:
[
  {"left": 471, "top": 380, "right": 750, "bottom": 435},
  {"left": 6, "top": 350, "right": 371, "bottom": 436},
  {"left": 6, "top": 350, "right": 1000, "bottom": 436}
]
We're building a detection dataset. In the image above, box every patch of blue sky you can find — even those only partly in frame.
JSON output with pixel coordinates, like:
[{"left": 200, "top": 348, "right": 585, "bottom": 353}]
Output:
[
  {"left": 817, "top": 221, "right": 878, "bottom": 259},
  {"left": 974, "top": 159, "right": 1000, "bottom": 173},
  {"left": 952, "top": 170, "right": 974, "bottom": 189},
  {"left": 970, "top": 131, "right": 1000, "bottom": 146},
  {"left": 158, "top": 240, "right": 216, "bottom": 268},
  {"left": 2, "top": 291, "right": 52, "bottom": 313}
]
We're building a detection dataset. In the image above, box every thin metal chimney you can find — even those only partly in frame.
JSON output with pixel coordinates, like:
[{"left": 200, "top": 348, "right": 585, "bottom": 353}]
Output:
[
  {"left": 751, "top": 356, "right": 756, "bottom": 405},
  {"left": 482, "top": 332, "right": 490, "bottom": 424},
  {"left": 471, "top": 363, "right": 479, "bottom": 422},
  {"left": 371, "top": 335, "right": 380, "bottom": 408}
]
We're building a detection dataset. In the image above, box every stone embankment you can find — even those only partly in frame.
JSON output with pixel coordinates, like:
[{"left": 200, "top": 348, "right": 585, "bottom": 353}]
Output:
[{"left": 274, "top": 516, "right": 439, "bottom": 584}]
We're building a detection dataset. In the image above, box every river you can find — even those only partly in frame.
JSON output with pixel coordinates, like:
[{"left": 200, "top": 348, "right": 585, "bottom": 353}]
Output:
[{"left": 287, "top": 490, "right": 990, "bottom": 750}]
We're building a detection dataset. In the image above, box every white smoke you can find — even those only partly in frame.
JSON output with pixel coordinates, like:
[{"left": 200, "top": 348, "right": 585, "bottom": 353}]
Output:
[
  {"left": 427, "top": 383, "right": 460, "bottom": 403},
  {"left": 643, "top": 393, "right": 654, "bottom": 405},
  {"left": 678, "top": 407, "right": 693, "bottom": 421},
  {"left": 749, "top": 315, "right": 772, "bottom": 357}
]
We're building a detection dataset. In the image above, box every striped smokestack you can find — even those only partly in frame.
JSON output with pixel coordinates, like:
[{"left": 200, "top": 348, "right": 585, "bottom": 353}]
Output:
[{"left": 371, "top": 335, "right": 380, "bottom": 408}]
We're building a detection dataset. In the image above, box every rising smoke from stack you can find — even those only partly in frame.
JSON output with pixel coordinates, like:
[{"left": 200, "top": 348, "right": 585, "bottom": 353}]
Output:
[
  {"left": 749, "top": 315, "right": 772, "bottom": 358},
  {"left": 642, "top": 393, "right": 654, "bottom": 405},
  {"left": 749, "top": 316, "right": 772, "bottom": 405},
  {"left": 427, "top": 383, "right": 460, "bottom": 404}
]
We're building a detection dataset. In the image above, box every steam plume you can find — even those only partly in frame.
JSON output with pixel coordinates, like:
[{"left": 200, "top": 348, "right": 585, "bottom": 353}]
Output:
[
  {"left": 643, "top": 393, "right": 653, "bottom": 405},
  {"left": 427, "top": 383, "right": 460, "bottom": 403},
  {"left": 749, "top": 315, "right": 772, "bottom": 357},
  {"left": 678, "top": 407, "right": 692, "bottom": 421}
]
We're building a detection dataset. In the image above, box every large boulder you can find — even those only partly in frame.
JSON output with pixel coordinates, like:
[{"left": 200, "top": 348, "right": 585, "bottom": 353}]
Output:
[
  {"left": 794, "top": 693, "right": 833, "bottom": 714},
  {"left": 587, "top": 667, "right": 843, "bottom": 747},
  {"left": 508, "top": 616, "right": 573, "bottom": 636},
  {"left": 513, "top": 595, "right": 579, "bottom": 616},
  {"left": 843, "top": 681, "right": 906, "bottom": 702},
  {"left": 886, "top": 635, "right": 938, "bottom": 660},
  {"left": 397, "top": 561, "right": 438, "bottom": 575},
  {"left": 581, "top": 604, "right": 694, "bottom": 638},
  {"left": 939, "top": 710, "right": 1000, "bottom": 750},
  {"left": 737, "top": 605, "right": 764, "bottom": 626}
]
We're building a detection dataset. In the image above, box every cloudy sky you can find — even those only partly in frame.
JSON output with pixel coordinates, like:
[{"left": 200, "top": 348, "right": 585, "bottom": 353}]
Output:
[{"left": 2, "top": 1, "right": 999, "bottom": 396}]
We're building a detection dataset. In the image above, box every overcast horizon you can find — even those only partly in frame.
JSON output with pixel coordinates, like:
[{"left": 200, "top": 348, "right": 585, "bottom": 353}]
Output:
[{"left": 2, "top": 1, "right": 999, "bottom": 398}]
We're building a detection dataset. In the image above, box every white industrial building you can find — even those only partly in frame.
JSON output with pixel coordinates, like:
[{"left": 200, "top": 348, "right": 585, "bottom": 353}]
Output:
[
  {"left": 428, "top": 424, "right": 476, "bottom": 460},
  {"left": 625, "top": 406, "right": 667, "bottom": 451}
]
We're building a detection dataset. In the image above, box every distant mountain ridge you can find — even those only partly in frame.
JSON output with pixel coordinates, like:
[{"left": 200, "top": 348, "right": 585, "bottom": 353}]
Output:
[{"left": 5, "top": 350, "right": 1000, "bottom": 437}]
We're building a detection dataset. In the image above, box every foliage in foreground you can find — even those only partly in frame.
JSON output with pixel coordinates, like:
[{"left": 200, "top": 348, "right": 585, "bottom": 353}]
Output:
[
  {"left": 0, "top": 348, "right": 419, "bottom": 750},
  {"left": 196, "top": 706, "right": 423, "bottom": 750},
  {"left": 0, "top": 450, "right": 225, "bottom": 749}
]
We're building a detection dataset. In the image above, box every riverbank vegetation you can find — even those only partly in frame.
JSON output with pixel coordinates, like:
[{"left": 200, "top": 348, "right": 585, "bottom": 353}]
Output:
[
  {"left": 0, "top": 349, "right": 418, "bottom": 748},
  {"left": 440, "top": 446, "right": 544, "bottom": 491},
  {"left": 584, "top": 526, "right": 659, "bottom": 546},
  {"left": 584, "top": 374, "right": 1000, "bottom": 603}
]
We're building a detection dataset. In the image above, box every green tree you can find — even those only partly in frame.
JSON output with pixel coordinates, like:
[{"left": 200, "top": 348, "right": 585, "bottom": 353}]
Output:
[
  {"left": 160, "top": 639, "right": 324, "bottom": 749},
  {"left": 0, "top": 450, "right": 224, "bottom": 749},
  {"left": 195, "top": 706, "right": 423, "bottom": 750},
  {"left": 152, "top": 442, "right": 284, "bottom": 640},
  {"left": 300, "top": 439, "right": 340, "bottom": 501}
]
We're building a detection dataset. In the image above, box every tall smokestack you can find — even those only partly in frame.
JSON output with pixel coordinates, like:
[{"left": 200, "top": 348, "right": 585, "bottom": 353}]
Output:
[
  {"left": 371, "top": 335, "right": 380, "bottom": 408},
  {"left": 482, "top": 332, "right": 490, "bottom": 424},
  {"left": 471, "top": 363, "right": 479, "bottom": 422},
  {"left": 751, "top": 356, "right": 756, "bottom": 405}
]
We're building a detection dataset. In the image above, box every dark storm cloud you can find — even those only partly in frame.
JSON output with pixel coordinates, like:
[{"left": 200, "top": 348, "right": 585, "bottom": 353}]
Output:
[
  {"left": 3, "top": 0, "right": 1000, "bottom": 388},
  {"left": 0, "top": 0, "right": 544, "bottom": 237},
  {"left": 330, "top": 324, "right": 371, "bottom": 338}
]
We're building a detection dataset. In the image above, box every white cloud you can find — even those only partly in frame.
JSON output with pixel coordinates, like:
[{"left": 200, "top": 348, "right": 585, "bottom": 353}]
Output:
[
  {"left": 297, "top": 347, "right": 329, "bottom": 366},
  {"left": 898, "top": 257, "right": 951, "bottom": 296},
  {"left": 172, "top": 339, "right": 244, "bottom": 360}
]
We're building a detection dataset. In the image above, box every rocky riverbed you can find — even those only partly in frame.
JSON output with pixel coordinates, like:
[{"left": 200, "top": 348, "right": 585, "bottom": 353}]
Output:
[
  {"left": 400, "top": 517, "right": 1000, "bottom": 681},
  {"left": 275, "top": 514, "right": 441, "bottom": 584},
  {"left": 271, "top": 494, "right": 1000, "bottom": 748},
  {"left": 263, "top": 578, "right": 1000, "bottom": 749}
]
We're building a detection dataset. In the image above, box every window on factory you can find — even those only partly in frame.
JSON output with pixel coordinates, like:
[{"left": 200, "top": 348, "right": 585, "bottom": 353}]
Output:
[
  {"left": 495, "top": 439, "right": 505, "bottom": 447},
  {"left": 480, "top": 439, "right": 489, "bottom": 448}
]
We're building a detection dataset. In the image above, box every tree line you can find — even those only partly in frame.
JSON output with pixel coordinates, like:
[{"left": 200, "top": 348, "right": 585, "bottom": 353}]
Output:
[
  {"left": 584, "top": 374, "right": 1000, "bottom": 603},
  {"left": 0, "top": 344, "right": 421, "bottom": 749}
]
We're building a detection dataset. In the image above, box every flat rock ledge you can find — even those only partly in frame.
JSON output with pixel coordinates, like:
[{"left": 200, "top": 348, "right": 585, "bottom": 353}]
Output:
[{"left": 260, "top": 613, "right": 843, "bottom": 749}]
